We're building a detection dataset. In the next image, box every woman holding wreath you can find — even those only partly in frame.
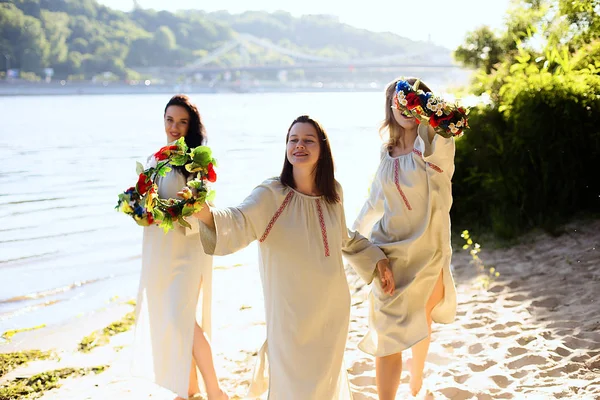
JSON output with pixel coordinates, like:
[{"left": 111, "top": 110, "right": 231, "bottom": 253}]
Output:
[
  {"left": 352, "top": 78, "right": 459, "bottom": 399},
  {"left": 130, "top": 94, "right": 228, "bottom": 400}
]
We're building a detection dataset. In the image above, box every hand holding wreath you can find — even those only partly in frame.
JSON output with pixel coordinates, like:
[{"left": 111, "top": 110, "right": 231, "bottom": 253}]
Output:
[
  {"left": 394, "top": 78, "right": 470, "bottom": 138},
  {"left": 116, "top": 137, "right": 217, "bottom": 233}
]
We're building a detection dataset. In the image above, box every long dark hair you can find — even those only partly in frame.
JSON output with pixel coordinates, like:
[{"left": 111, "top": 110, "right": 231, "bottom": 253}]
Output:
[
  {"left": 164, "top": 94, "right": 206, "bottom": 177},
  {"left": 279, "top": 115, "right": 339, "bottom": 204}
]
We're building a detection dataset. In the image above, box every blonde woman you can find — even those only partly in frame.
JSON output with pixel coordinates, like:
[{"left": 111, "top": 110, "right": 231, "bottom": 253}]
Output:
[{"left": 353, "top": 78, "right": 457, "bottom": 398}]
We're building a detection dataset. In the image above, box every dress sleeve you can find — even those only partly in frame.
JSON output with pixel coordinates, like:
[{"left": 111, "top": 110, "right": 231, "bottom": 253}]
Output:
[
  {"left": 339, "top": 184, "right": 386, "bottom": 284},
  {"left": 417, "top": 123, "right": 456, "bottom": 180},
  {"left": 198, "top": 182, "right": 273, "bottom": 256},
  {"left": 351, "top": 166, "right": 385, "bottom": 237}
]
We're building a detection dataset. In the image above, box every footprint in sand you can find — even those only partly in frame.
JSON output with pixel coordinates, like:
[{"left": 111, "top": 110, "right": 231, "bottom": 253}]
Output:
[
  {"left": 448, "top": 340, "right": 466, "bottom": 348},
  {"left": 468, "top": 360, "right": 497, "bottom": 372},
  {"left": 585, "top": 354, "right": 600, "bottom": 370},
  {"left": 510, "top": 370, "right": 528, "bottom": 379},
  {"left": 507, "top": 280, "right": 520, "bottom": 289},
  {"left": 564, "top": 335, "right": 600, "bottom": 350},
  {"left": 463, "top": 322, "right": 484, "bottom": 329},
  {"left": 490, "top": 374, "right": 512, "bottom": 388},
  {"left": 505, "top": 294, "right": 528, "bottom": 302},
  {"left": 546, "top": 320, "right": 578, "bottom": 330},
  {"left": 493, "top": 330, "right": 520, "bottom": 338},
  {"left": 554, "top": 346, "right": 571, "bottom": 357},
  {"left": 348, "top": 359, "right": 373, "bottom": 375},
  {"left": 491, "top": 323, "right": 507, "bottom": 331},
  {"left": 537, "top": 366, "right": 565, "bottom": 378},
  {"left": 350, "top": 375, "right": 376, "bottom": 388},
  {"left": 452, "top": 373, "right": 470, "bottom": 384},
  {"left": 489, "top": 284, "right": 506, "bottom": 293},
  {"left": 517, "top": 335, "right": 537, "bottom": 346},
  {"left": 564, "top": 362, "right": 583, "bottom": 373},
  {"left": 507, "top": 354, "right": 548, "bottom": 369},
  {"left": 531, "top": 297, "right": 561, "bottom": 309},
  {"left": 508, "top": 347, "right": 528, "bottom": 357},
  {"left": 493, "top": 392, "right": 515, "bottom": 399},
  {"left": 468, "top": 343, "right": 484, "bottom": 354},
  {"left": 439, "top": 386, "right": 475, "bottom": 400}
]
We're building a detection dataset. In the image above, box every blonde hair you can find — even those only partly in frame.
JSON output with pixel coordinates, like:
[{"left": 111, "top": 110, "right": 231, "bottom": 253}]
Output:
[{"left": 380, "top": 77, "right": 432, "bottom": 149}]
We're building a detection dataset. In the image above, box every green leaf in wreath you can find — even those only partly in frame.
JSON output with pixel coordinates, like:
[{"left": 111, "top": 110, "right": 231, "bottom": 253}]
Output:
[
  {"left": 153, "top": 208, "right": 165, "bottom": 222},
  {"left": 187, "top": 179, "right": 203, "bottom": 189},
  {"left": 206, "top": 189, "right": 216, "bottom": 203},
  {"left": 160, "top": 218, "right": 174, "bottom": 233},
  {"left": 181, "top": 205, "right": 193, "bottom": 216},
  {"left": 174, "top": 137, "right": 188, "bottom": 152},
  {"left": 156, "top": 166, "right": 172, "bottom": 177},
  {"left": 191, "top": 146, "right": 213, "bottom": 166},
  {"left": 413, "top": 78, "right": 421, "bottom": 91},
  {"left": 136, "top": 162, "right": 145, "bottom": 175},
  {"left": 170, "top": 154, "right": 189, "bottom": 166},
  {"left": 178, "top": 216, "right": 192, "bottom": 229},
  {"left": 185, "top": 163, "right": 204, "bottom": 173}
]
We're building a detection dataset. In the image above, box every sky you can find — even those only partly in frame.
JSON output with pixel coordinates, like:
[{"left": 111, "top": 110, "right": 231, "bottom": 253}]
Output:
[{"left": 97, "top": 0, "right": 513, "bottom": 50}]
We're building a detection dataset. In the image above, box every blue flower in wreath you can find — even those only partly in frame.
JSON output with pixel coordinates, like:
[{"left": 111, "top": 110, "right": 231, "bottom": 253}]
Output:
[
  {"left": 133, "top": 205, "right": 145, "bottom": 217},
  {"left": 418, "top": 91, "right": 432, "bottom": 106},
  {"left": 395, "top": 80, "right": 412, "bottom": 94}
]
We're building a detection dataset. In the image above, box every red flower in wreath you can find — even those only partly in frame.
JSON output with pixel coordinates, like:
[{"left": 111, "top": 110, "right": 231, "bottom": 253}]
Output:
[
  {"left": 405, "top": 92, "right": 422, "bottom": 110},
  {"left": 430, "top": 112, "right": 455, "bottom": 128},
  {"left": 136, "top": 173, "right": 152, "bottom": 195},
  {"left": 206, "top": 162, "right": 217, "bottom": 183},
  {"left": 154, "top": 145, "right": 179, "bottom": 161},
  {"left": 166, "top": 207, "right": 178, "bottom": 218}
]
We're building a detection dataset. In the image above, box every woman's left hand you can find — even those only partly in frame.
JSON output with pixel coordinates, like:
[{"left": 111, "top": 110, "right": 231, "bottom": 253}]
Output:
[{"left": 376, "top": 259, "right": 395, "bottom": 295}]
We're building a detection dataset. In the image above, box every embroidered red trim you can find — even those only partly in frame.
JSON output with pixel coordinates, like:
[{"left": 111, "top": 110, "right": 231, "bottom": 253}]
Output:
[
  {"left": 412, "top": 148, "right": 443, "bottom": 173},
  {"left": 259, "top": 191, "right": 294, "bottom": 243},
  {"left": 394, "top": 158, "right": 412, "bottom": 210},
  {"left": 315, "top": 199, "right": 330, "bottom": 257}
]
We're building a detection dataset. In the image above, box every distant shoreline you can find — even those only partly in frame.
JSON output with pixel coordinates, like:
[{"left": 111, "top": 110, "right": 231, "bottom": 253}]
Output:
[{"left": 0, "top": 81, "right": 384, "bottom": 96}]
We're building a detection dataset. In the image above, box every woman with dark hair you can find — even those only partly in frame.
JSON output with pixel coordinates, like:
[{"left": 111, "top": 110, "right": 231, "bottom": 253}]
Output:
[
  {"left": 193, "top": 115, "right": 394, "bottom": 399},
  {"left": 131, "top": 95, "right": 228, "bottom": 400},
  {"left": 352, "top": 78, "right": 458, "bottom": 398}
]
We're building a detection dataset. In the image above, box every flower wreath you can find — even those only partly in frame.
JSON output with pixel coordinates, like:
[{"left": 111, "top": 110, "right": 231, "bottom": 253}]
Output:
[
  {"left": 394, "top": 78, "right": 470, "bottom": 138},
  {"left": 116, "top": 137, "right": 217, "bottom": 232}
]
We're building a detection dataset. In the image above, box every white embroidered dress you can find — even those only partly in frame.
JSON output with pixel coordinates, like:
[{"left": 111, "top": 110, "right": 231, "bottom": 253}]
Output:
[
  {"left": 353, "top": 125, "right": 458, "bottom": 357},
  {"left": 131, "top": 163, "right": 213, "bottom": 398},
  {"left": 199, "top": 178, "right": 385, "bottom": 400}
]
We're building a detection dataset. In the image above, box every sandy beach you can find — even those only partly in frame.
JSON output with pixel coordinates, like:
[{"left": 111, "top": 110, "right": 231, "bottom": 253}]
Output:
[{"left": 1, "top": 219, "right": 599, "bottom": 400}]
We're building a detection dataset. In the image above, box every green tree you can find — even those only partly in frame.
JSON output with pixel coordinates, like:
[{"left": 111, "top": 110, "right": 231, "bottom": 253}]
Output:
[
  {"left": 153, "top": 25, "right": 176, "bottom": 50},
  {"left": 559, "top": 0, "right": 600, "bottom": 44},
  {"left": 70, "top": 37, "right": 88, "bottom": 54},
  {"left": 4, "top": 0, "right": 41, "bottom": 18},
  {"left": 40, "top": 10, "right": 70, "bottom": 64},
  {"left": 454, "top": 26, "right": 504, "bottom": 74},
  {"left": 452, "top": 0, "right": 600, "bottom": 238},
  {"left": 0, "top": 3, "right": 49, "bottom": 72}
]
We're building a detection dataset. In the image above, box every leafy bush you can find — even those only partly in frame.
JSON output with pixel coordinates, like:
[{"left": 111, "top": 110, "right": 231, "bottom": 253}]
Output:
[{"left": 452, "top": 72, "right": 600, "bottom": 238}]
